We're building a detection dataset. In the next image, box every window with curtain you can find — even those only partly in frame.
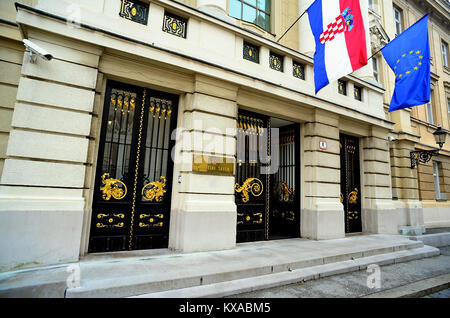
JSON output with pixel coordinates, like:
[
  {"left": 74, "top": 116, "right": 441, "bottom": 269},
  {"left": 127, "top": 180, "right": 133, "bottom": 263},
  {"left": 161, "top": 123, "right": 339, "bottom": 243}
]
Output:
[{"left": 229, "top": 0, "right": 271, "bottom": 32}]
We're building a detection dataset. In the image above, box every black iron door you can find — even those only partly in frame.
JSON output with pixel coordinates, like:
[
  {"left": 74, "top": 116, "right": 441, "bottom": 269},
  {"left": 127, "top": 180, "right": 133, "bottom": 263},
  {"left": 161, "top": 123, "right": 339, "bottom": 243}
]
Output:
[
  {"left": 235, "top": 111, "right": 269, "bottom": 243},
  {"left": 88, "top": 81, "right": 178, "bottom": 253},
  {"left": 270, "top": 125, "right": 300, "bottom": 239},
  {"left": 340, "top": 134, "right": 362, "bottom": 234}
]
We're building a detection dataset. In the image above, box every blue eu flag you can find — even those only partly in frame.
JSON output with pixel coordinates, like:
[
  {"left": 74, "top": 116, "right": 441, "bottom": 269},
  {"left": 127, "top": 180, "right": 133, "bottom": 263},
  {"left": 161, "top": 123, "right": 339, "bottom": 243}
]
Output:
[{"left": 381, "top": 14, "right": 430, "bottom": 113}]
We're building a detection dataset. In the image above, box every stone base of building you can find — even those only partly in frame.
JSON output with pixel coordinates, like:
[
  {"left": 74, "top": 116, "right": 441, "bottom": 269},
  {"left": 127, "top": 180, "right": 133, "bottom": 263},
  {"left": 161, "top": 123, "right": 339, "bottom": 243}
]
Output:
[
  {"left": 361, "top": 198, "right": 428, "bottom": 235},
  {"left": 0, "top": 208, "right": 83, "bottom": 271},
  {"left": 423, "top": 206, "right": 450, "bottom": 229},
  {"left": 362, "top": 208, "right": 399, "bottom": 235},
  {"left": 301, "top": 209, "right": 346, "bottom": 240},
  {"left": 169, "top": 209, "right": 237, "bottom": 253}
]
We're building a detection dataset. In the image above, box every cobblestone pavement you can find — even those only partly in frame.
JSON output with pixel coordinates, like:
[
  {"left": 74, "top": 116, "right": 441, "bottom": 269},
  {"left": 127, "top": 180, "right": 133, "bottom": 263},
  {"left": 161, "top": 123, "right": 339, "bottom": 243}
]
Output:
[
  {"left": 424, "top": 288, "right": 450, "bottom": 298},
  {"left": 226, "top": 246, "right": 450, "bottom": 298}
]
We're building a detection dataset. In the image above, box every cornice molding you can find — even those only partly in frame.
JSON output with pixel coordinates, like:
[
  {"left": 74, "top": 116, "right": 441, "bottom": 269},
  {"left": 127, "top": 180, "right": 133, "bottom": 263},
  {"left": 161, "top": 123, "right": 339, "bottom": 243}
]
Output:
[{"left": 408, "top": 0, "right": 450, "bottom": 31}]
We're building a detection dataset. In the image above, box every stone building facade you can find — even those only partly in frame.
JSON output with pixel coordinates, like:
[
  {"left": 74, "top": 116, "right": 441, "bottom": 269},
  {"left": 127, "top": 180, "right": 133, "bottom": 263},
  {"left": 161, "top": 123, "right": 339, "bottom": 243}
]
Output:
[
  {"left": 367, "top": 0, "right": 450, "bottom": 229},
  {"left": 0, "top": 0, "right": 447, "bottom": 271}
]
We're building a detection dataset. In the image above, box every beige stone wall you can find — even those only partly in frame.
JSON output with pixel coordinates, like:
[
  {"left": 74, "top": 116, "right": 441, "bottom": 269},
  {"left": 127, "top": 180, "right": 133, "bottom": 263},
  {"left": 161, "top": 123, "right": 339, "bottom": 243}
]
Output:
[
  {"left": 362, "top": 128, "right": 393, "bottom": 205},
  {"left": 273, "top": 0, "right": 299, "bottom": 50},
  {"left": 0, "top": 38, "right": 23, "bottom": 179},
  {"left": 302, "top": 110, "right": 344, "bottom": 240},
  {"left": 0, "top": 1, "right": 32, "bottom": 180},
  {"left": 0, "top": 27, "right": 102, "bottom": 269},
  {"left": 388, "top": 136, "right": 424, "bottom": 229},
  {"left": 418, "top": 160, "right": 450, "bottom": 202},
  {"left": 422, "top": 161, "right": 450, "bottom": 228},
  {"left": 0, "top": 0, "right": 399, "bottom": 270},
  {"left": 169, "top": 76, "right": 238, "bottom": 252},
  {"left": 416, "top": 159, "right": 450, "bottom": 228},
  {"left": 180, "top": 0, "right": 197, "bottom": 8},
  {"left": 0, "top": 0, "right": 37, "bottom": 23},
  {"left": 418, "top": 162, "right": 435, "bottom": 201},
  {"left": 390, "top": 140, "right": 419, "bottom": 201},
  {"left": 375, "top": 0, "right": 450, "bottom": 228}
]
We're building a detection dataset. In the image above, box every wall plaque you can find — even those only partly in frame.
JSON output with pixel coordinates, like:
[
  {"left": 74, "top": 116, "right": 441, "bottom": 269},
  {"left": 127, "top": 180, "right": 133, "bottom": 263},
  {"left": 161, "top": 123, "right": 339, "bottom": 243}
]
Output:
[{"left": 192, "top": 154, "right": 235, "bottom": 176}]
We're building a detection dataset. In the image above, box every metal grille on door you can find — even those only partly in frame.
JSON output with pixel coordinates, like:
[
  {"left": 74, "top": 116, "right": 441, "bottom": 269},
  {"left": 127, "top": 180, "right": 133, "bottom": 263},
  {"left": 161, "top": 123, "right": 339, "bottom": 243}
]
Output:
[
  {"left": 235, "top": 112, "right": 268, "bottom": 243},
  {"left": 340, "top": 134, "right": 362, "bottom": 234},
  {"left": 270, "top": 126, "right": 300, "bottom": 239},
  {"left": 89, "top": 81, "right": 178, "bottom": 253},
  {"left": 235, "top": 112, "right": 301, "bottom": 242}
]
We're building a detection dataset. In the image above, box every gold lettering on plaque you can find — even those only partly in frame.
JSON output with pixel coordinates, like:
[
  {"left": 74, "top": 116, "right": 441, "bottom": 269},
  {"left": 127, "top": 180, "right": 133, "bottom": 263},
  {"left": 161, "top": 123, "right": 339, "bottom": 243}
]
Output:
[{"left": 192, "top": 154, "right": 235, "bottom": 176}]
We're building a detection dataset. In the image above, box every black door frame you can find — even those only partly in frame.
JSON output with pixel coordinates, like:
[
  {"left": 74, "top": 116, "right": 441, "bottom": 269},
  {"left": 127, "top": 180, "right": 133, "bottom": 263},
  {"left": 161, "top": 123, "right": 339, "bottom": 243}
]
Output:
[
  {"left": 269, "top": 124, "right": 301, "bottom": 240},
  {"left": 235, "top": 110, "right": 301, "bottom": 243},
  {"left": 339, "top": 133, "right": 363, "bottom": 234},
  {"left": 235, "top": 110, "right": 269, "bottom": 243},
  {"left": 88, "top": 80, "right": 178, "bottom": 253}
]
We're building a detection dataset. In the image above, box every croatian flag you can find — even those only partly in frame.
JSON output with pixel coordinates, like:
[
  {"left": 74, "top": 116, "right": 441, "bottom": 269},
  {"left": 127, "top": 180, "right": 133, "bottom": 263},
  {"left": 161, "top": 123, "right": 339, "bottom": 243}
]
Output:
[{"left": 307, "top": 0, "right": 368, "bottom": 94}]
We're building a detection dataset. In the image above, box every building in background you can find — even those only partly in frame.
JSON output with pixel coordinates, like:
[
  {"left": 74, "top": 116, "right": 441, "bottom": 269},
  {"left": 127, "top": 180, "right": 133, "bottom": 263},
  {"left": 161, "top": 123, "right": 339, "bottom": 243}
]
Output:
[
  {"left": 368, "top": 0, "right": 450, "bottom": 229},
  {"left": 0, "top": 0, "right": 448, "bottom": 271}
]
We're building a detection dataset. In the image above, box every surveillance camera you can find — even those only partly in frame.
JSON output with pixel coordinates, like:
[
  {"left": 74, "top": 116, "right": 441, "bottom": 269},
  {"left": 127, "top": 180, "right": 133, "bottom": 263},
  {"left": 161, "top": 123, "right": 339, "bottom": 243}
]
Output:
[
  {"left": 23, "top": 39, "right": 53, "bottom": 63},
  {"left": 388, "top": 136, "right": 396, "bottom": 142}
]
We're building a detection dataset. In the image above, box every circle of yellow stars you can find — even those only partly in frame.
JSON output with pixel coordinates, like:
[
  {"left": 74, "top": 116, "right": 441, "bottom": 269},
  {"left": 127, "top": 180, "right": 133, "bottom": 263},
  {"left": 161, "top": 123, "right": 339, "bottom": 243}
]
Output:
[{"left": 394, "top": 50, "right": 424, "bottom": 79}]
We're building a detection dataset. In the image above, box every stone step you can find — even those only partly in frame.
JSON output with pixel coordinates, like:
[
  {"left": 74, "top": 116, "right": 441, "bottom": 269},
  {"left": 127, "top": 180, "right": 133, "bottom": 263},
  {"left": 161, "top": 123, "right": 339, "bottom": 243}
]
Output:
[
  {"left": 131, "top": 245, "right": 440, "bottom": 298},
  {"left": 65, "top": 237, "right": 425, "bottom": 298},
  {"left": 408, "top": 232, "right": 450, "bottom": 248}
]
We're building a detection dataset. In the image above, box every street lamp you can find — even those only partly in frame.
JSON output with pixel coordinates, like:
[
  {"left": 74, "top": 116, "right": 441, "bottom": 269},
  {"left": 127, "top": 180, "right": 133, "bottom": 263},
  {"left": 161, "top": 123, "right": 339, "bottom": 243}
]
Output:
[
  {"left": 410, "top": 126, "right": 447, "bottom": 169},
  {"left": 433, "top": 126, "right": 447, "bottom": 148}
]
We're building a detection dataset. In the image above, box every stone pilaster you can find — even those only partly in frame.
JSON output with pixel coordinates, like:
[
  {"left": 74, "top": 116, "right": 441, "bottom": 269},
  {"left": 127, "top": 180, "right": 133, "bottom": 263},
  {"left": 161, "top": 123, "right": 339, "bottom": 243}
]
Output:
[
  {"left": 389, "top": 133, "right": 424, "bottom": 232},
  {"left": 302, "top": 110, "right": 345, "bottom": 240},
  {"left": 0, "top": 31, "right": 101, "bottom": 270},
  {"left": 169, "top": 75, "right": 238, "bottom": 252},
  {"left": 361, "top": 126, "right": 398, "bottom": 234}
]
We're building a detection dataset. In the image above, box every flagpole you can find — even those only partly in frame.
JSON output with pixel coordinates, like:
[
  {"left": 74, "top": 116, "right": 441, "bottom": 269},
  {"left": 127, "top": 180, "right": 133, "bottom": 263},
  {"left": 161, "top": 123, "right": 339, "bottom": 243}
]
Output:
[
  {"left": 367, "top": 47, "right": 384, "bottom": 62},
  {"left": 367, "top": 13, "right": 429, "bottom": 63},
  {"left": 367, "top": 40, "right": 392, "bottom": 61},
  {"left": 277, "top": 5, "right": 393, "bottom": 63},
  {"left": 276, "top": 9, "right": 308, "bottom": 43}
]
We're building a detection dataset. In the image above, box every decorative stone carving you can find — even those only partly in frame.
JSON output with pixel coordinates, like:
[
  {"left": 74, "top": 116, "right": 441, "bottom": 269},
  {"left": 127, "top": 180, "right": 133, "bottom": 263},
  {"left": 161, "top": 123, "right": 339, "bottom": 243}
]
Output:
[{"left": 369, "top": 20, "right": 390, "bottom": 53}]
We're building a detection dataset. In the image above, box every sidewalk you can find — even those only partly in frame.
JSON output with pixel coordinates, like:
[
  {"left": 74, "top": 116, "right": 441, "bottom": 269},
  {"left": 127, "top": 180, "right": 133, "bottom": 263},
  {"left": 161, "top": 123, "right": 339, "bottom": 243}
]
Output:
[{"left": 0, "top": 234, "right": 440, "bottom": 298}]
